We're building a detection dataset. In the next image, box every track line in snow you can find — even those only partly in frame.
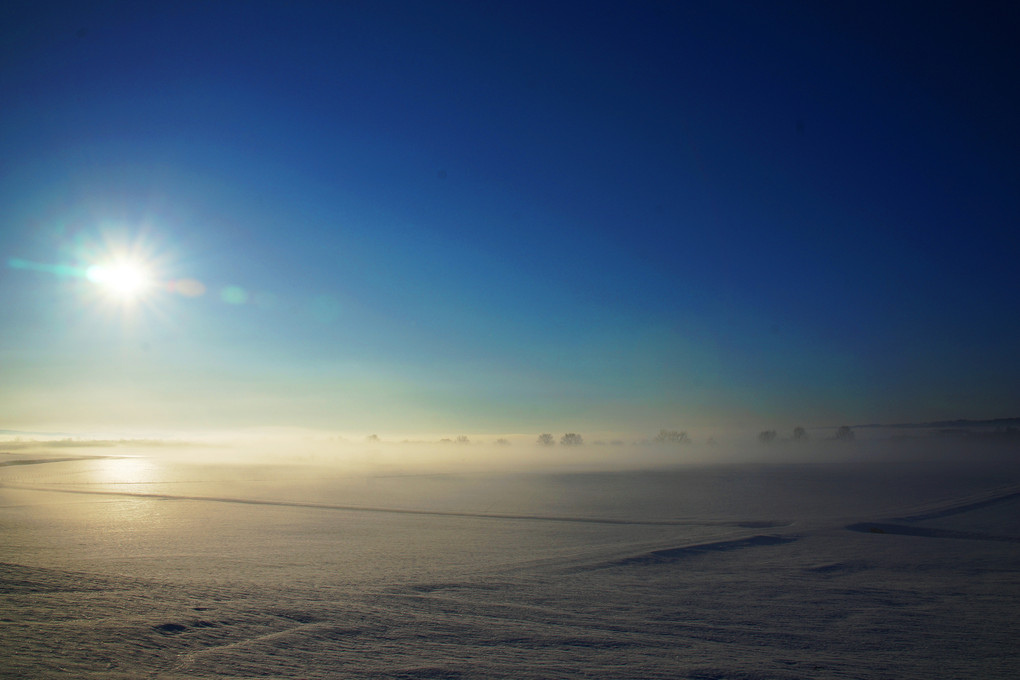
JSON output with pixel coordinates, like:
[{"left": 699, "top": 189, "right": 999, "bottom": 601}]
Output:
[
  {"left": 893, "top": 488, "right": 1020, "bottom": 522},
  {"left": 845, "top": 522, "right": 1020, "bottom": 543},
  {"left": 0, "top": 456, "right": 113, "bottom": 467},
  {"left": 569, "top": 534, "right": 801, "bottom": 572},
  {"left": 0, "top": 483, "right": 789, "bottom": 528}
]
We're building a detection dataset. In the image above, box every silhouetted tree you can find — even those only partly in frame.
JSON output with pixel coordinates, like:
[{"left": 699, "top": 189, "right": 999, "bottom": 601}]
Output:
[
  {"left": 365, "top": 434, "right": 380, "bottom": 443},
  {"left": 537, "top": 433, "right": 555, "bottom": 446},
  {"left": 560, "top": 433, "right": 584, "bottom": 446},
  {"left": 654, "top": 429, "right": 691, "bottom": 444},
  {"left": 835, "top": 426, "right": 855, "bottom": 442},
  {"left": 792, "top": 426, "right": 807, "bottom": 442},
  {"left": 455, "top": 435, "right": 470, "bottom": 444},
  {"left": 758, "top": 430, "right": 777, "bottom": 444}
]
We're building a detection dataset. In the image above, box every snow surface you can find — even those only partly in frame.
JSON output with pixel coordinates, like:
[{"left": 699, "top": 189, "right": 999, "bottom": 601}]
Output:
[{"left": 2, "top": 449, "right": 1019, "bottom": 679}]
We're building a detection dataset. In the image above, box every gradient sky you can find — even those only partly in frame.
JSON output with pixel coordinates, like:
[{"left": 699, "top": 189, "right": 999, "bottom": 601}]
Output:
[{"left": 2, "top": 1, "right": 1018, "bottom": 438}]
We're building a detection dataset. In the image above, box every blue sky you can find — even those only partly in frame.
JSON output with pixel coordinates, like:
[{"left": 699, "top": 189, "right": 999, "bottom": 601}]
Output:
[{"left": 2, "top": 1, "right": 1018, "bottom": 438}]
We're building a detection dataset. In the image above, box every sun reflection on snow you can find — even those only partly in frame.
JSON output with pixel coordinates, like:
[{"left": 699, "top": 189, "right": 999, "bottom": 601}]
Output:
[
  {"left": 69, "top": 456, "right": 166, "bottom": 527},
  {"left": 89, "top": 456, "right": 157, "bottom": 486}
]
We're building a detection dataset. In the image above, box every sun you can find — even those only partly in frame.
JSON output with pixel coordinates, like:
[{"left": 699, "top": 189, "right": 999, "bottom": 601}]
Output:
[{"left": 86, "top": 260, "right": 154, "bottom": 303}]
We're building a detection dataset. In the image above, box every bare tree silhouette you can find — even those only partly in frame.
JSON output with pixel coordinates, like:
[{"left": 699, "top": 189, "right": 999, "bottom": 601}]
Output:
[
  {"left": 560, "top": 433, "right": 584, "bottom": 446},
  {"left": 654, "top": 429, "right": 691, "bottom": 444},
  {"left": 537, "top": 433, "right": 555, "bottom": 446}
]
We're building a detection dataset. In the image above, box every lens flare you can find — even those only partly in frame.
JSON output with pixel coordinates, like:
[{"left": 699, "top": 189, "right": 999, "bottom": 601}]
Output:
[
  {"left": 168, "top": 278, "right": 206, "bottom": 297},
  {"left": 220, "top": 286, "right": 248, "bottom": 304}
]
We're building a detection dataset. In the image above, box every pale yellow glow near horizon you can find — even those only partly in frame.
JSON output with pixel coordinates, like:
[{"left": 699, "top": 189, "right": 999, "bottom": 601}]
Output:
[{"left": 86, "top": 260, "right": 153, "bottom": 303}]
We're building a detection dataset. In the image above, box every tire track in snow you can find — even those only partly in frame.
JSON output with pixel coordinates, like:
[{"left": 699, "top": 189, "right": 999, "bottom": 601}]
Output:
[{"left": 0, "top": 483, "right": 790, "bottom": 528}]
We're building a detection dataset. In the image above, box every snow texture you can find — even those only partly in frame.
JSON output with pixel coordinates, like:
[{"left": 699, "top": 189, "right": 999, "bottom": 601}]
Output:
[{"left": 2, "top": 452, "right": 1019, "bottom": 678}]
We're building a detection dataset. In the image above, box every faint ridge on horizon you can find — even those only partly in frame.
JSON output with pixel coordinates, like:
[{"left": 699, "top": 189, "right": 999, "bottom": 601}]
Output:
[
  {"left": 852, "top": 417, "right": 1020, "bottom": 430},
  {"left": 0, "top": 429, "right": 76, "bottom": 437}
]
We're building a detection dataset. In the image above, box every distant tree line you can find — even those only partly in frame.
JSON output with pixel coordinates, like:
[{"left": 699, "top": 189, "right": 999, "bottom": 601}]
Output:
[
  {"left": 654, "top": 429, "right": 691, "bottom": 444},
  {"left": 365, "top": 424, "right": 862, "bottom": 449},
  {"left": 536, "top": 433, "right": 584, "bottom": 446},
  {"left": 757, "top": 426, "right": 854, "bottom": 443}
]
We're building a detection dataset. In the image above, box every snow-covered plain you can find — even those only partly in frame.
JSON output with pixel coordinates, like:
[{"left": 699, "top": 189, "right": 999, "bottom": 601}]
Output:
[{"left": 2, "top": 444, "right": 1019, "bottom": 679}]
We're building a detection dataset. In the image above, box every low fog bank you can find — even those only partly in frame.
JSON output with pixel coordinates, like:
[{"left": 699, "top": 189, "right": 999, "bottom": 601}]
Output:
[
  {"left": 320, "top": 435, "right": 1020, "bottom": 474},
  {"left": 5, "top": 429, "right": 1017, "bottom": 476}
]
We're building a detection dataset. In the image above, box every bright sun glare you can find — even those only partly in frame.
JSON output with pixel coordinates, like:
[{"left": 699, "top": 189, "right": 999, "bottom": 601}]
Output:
[{"left": 86, "top": 261, "right": 153, "bottom": 302}]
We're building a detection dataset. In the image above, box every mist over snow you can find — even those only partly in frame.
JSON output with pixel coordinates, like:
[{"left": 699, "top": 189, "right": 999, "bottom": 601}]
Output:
[{"left": 5, "top": 426, "right": 1020, "bottom": 475}]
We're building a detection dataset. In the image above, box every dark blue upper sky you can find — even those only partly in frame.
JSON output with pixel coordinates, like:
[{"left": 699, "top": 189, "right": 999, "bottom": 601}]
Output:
[{"left": 2, "top": 1, "right": 1018, "bottom": 437}]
